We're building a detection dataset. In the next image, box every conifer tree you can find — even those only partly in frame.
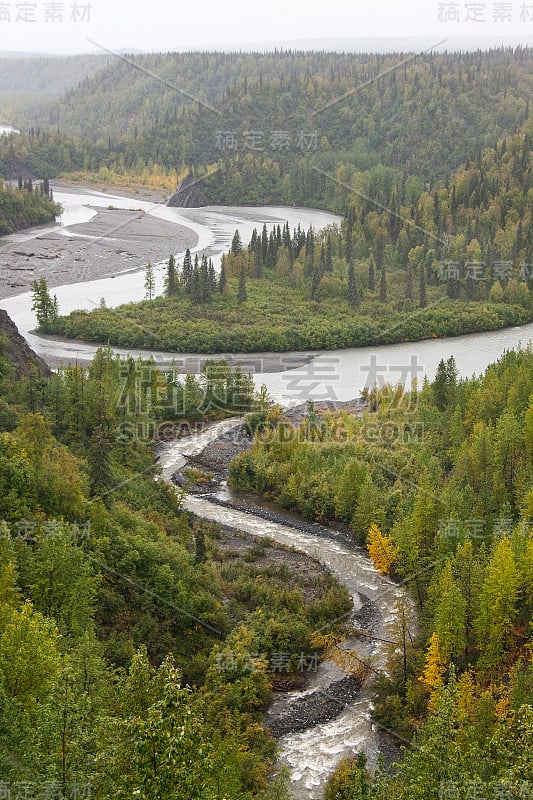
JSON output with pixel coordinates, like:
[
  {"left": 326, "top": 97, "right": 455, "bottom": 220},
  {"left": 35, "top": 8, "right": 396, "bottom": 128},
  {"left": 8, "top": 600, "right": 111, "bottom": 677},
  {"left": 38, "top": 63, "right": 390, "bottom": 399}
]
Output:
[
  {"left": 200, "top": 254, "right": 210, "bottom": 302},
  {"left": 208, "top": 258, "right": 217, "bottom": 296},
  {"left": 311, "top": 264, "right": 321, "bottom": 300},
  {"left": 144, "top": 263, "right": 155, "bottom": 300},
  {"left": 231, "top": 229, "right": 242, "bottom": 255},
  {"left": 368, "top": 254, "right": 375, "bottom": 291},
  {"left": 165, "top": 254, "right": 178, "bottom": 297},
  {"left": 347, "top": 262, "right": 359, "bottom": 307},
  {"left": 190, "top": 264, "right": 201, "bottom": 305},
  {"left": 31, "top": 278, "right": 59, "bottom": 331},
  {"left": 254, "top": 247, "right": 263, "bottom": 279},
  {"left": 325, "top": 233, "right": 333, "bottom": 272},
  {"left": 379, "top": 263, "right": 387, "bottom": 302},
  {"left": 237, "top": 267, "right": 247, "bottom": 304},
  {"left": 182, "top": 248, "right": 193, "bottom": 293},
  {"left": 219, "top": 257, "right": 227, "bottom": 294}
]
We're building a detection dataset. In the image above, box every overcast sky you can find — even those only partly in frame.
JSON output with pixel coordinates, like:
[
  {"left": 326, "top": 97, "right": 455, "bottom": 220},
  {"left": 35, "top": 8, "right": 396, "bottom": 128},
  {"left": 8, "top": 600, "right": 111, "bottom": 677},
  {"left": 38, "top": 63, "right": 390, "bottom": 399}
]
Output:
[{"left": 1, "top": 0, "right": 532, "bottom": 54}]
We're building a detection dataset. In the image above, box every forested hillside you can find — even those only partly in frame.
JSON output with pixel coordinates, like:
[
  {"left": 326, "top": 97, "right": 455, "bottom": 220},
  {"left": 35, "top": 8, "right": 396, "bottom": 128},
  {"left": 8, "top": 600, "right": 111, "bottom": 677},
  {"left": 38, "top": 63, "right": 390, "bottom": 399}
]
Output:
[
  {"left": 230, "top": 348, "right": 533, "bottom": 798},
  {"left": 0, "top": 332, "right": 352, "bottom": 798},
  {"left": 0, "top": 54, "right": 109, "bottom": 129},
  {"left": 1, "top": 48, "right": 532, "bottom": 194},
  {"left": 31, "top": 49, "right": 533, "bottom": 177},
  {"left": 47, "top": 116, "right": 533, "bottom": 352}
]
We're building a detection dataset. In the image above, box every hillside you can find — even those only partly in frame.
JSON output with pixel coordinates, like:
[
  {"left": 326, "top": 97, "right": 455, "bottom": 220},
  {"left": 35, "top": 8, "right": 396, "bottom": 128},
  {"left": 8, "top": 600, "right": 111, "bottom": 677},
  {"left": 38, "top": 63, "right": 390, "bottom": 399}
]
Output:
[
  {"left": 0, "top": 309, "right": 50, "bottom": 379},
  {"left": 3, "top": 48, "right": 531, "bottom": 184},
  {"left": 47, "top": 116, "right": 533, "bottom": 352},
  {"left": 0, "top": 53, "right": 109, "bottom": 129}
]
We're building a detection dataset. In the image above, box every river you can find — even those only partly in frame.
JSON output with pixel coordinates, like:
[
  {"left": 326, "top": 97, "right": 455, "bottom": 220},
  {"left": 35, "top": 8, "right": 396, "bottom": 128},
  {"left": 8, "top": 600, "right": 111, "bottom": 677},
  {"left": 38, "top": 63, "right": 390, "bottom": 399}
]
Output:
[
  {"left": 1, "top": 184, "right": 519, "bottom": 796},
  {"left": 157, "top": 418, "right": 416, "bottom": 800},
  {"left": 2, "top": 185, "right": 533, "bottom": 405}
]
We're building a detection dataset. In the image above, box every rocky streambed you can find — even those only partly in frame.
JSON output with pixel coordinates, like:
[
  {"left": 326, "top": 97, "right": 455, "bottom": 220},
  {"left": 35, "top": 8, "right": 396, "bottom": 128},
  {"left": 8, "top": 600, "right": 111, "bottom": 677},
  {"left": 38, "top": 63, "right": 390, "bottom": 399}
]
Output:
[{"left": 158, "top": 414, "right": 415, "bottom": 798}]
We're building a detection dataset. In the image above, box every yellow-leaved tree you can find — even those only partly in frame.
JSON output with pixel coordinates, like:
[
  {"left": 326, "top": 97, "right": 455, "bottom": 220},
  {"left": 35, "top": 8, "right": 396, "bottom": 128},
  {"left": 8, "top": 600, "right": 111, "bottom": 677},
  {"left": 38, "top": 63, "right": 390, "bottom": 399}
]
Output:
[
  {"left": 366, "top": 523, "right": 397, "bottom": 576},
  {"left": 420, "top": 632, "right": 447, "bottom": 711}
]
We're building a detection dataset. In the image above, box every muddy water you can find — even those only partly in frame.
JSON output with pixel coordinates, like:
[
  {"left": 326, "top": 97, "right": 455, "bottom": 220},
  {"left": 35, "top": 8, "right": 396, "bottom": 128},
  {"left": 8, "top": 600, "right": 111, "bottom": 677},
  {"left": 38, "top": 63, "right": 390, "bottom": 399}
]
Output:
[{"left": 158, "top": 420, "right": 416, "bottom": 799}]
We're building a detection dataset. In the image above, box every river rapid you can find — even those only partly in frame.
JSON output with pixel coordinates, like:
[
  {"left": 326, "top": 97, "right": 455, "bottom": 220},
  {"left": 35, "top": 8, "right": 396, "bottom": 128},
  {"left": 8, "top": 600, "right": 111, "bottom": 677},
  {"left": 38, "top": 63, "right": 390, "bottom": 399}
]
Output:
[
  {"left": 2, "top": 184, "right": 523, "bottom": 797},
  {"left": 157, "top": 418, "right": 416, "bottom": 800}
]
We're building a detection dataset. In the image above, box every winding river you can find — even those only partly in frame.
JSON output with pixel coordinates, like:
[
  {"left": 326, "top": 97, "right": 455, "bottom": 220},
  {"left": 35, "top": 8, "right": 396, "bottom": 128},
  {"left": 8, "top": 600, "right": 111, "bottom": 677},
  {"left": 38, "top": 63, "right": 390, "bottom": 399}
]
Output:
[
  {"left": 157, "top": 418, "right": 416, "bottom": 800},
  {"left": 2, "top": 185, "right": 528, "bottom": 796},
  {"left": 2, "top": 185, "right": 533, "bottom": 405}
]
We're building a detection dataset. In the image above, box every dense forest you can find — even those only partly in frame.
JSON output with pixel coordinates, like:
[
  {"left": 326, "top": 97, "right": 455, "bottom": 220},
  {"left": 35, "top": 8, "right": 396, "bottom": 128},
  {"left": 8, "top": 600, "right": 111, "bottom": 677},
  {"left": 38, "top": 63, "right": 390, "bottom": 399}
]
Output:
[
  {"left": 0, "top": 336, "right": 353, "bottom": 798},
  {"left": 0, "top": 54, "right": 109, "bottom": 130},
  {"left": 46, "top": 112, "right": 533, "bottom": 351},
  {"left": 0, "top": 45, "right": 532, "bottom": 798},
  {"left": 0, "top": 178, "right": 61, "bottom": 235},
  {"left": 230, "top": 348, "right": 533, "bottom": 798},
  {"left": 1, "top": 47, "right": 532, "bottom": 193}
]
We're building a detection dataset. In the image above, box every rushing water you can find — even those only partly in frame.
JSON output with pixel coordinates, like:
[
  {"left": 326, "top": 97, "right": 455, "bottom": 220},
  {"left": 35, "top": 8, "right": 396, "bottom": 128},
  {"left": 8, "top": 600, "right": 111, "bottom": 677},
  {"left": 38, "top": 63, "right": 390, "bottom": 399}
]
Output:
[
  {"left": 6, "top": 183, "right": 516, "bottom": 795},
  {"left": 158, "top": 419, "right": 416, "bottom": 800},
  {"left": 2, "top": 185, "right": 533, "bottom": 403}
]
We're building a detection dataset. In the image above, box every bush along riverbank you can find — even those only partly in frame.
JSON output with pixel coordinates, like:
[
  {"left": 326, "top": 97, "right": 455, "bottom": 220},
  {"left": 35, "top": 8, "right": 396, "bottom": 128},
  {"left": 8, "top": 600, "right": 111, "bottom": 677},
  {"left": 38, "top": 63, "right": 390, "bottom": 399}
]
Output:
[{"left": 42, "top": 216, "right": 533, "bottom": 353}]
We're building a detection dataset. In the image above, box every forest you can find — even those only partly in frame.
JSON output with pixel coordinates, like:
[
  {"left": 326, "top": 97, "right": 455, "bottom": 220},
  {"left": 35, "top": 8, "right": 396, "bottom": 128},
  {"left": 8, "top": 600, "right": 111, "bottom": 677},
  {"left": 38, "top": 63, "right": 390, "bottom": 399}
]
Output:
[
  {"left": 0, "top": 53, "right": 109, "bottom": 131},
  {"left": 0, "top": 45, "right": 531, "bottom": 798},
  {"left": 0, "top": 338, "right": 353, "bottom": 798},
  {"left": 0, "top": 178, "right": 60, "bottom": 235},
  {"left": 46, "top": 109, "right": 533, "bottom": 354},
  {"left": 230, "top": 348, "right": 533, "bottom": 798},
  {"left": 1, "top": 47, "right": 532, "bottom": 194},
  {"left": 0, "top": 326, "right": 530, "bottom": 798}
]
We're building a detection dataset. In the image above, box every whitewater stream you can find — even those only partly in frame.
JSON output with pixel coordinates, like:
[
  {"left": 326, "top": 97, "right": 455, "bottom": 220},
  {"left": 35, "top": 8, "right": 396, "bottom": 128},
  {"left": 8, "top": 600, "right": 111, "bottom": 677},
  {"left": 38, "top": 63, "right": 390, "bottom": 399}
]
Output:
[
  {"left": 157, "top": 418, "right": 416, "bottom": 800},
  {"left": 6, "top": 183, "right": 529, "bottom": 796}
]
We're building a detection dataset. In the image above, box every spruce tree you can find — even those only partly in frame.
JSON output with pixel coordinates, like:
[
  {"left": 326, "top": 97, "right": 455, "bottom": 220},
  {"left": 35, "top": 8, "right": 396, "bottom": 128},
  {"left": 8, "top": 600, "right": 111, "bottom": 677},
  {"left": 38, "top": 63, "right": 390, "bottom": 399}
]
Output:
[
  {"left": 266, "top": 230, "right": 277, "bottom": 268},
  {"left": 237, "top": 267, "right": 247, "bottom": 304},
  {"left": 319, "top": 245, "right": 326, "bottom": 275},
  {"left": 182, "top": 249, "right": 193, "bottom": 293},
  {"left": 249, "top": 228, "right": 258, "bottom": 252},
  {"left": 261, "top": 223, "right": 268, "bottom": 263},
  {"left": 231, "top": 229, "right": 242, "bottom": 255},
  {"left": 200, "top": 255, "right": 209, "bottom": 302},
  {"left": 144, "top": 263, "right": 155, "bottom": 300},
  {"left": 219, "top": 257, "right": 227, "bottom": 293},
  {"left": 347, "top": 263, "right": 358, "bottom": 307},
  {"left": 368, "top": 254, "right": 375, "bottom": 291},
  {"left": 208, "top": 259, "right": 217, "bottom": 296},
  {"left": 325, "top": 234, "right": 333, "bottom": 272},
  {"left": 254, "top": 247, "right": 263, "bottom": 279},
  {"left": 165, "top": 254, "right": 178, "bottom": 297},
  {"left": 379, "top": 263, "right": 387, "bottom": 302},
  {"left": 190, "top": 264, "right": 201, "bottom": 305}
]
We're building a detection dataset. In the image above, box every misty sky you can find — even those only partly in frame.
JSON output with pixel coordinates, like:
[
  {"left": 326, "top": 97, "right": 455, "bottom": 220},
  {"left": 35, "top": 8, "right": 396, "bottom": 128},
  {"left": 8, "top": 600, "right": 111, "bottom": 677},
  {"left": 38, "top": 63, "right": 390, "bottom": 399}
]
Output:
[{"left": 0, "top": 0, "right": 532, "bottom": 53}]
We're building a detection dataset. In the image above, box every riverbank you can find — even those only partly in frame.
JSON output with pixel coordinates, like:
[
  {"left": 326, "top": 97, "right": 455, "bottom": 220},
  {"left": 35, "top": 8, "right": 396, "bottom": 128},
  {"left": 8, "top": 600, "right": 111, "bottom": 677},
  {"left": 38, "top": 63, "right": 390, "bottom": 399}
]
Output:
[
  {"left": 53, "top": 178, "right": 168, "bottom": 205},
  {"left": 162, "top": 416, "right": 410, "bottom": 792},
  {"left": 0, "top": 195, "right": 198, "bottom": 301}
]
